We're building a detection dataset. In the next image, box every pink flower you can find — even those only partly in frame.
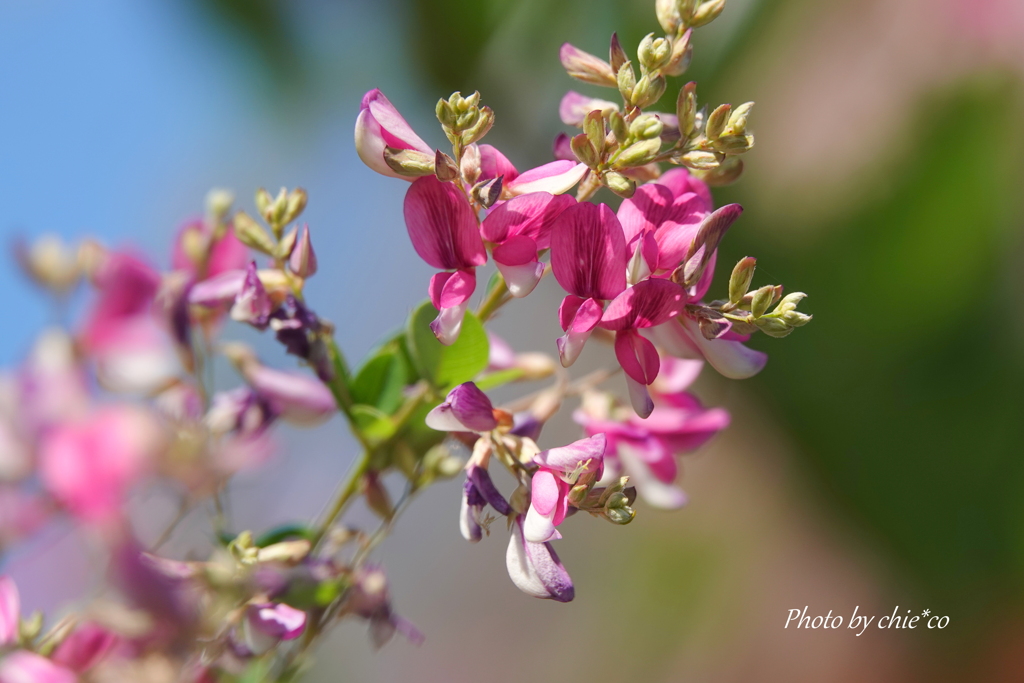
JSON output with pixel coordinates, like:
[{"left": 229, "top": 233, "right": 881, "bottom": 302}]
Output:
[
  {"left": 576, "top": 359, "right": 729, "bottom": 509},
  {"left": 504, "top": 160, "right": 588, "bottom": 197},
  {"left": 616, "top": 178, "right": 708, "bottom": 279},
  {"left": 404, "top": 176, "right": 487, "bottom": 344},
  {"left": 0, "top": 576, "right": 19, "bottom": 646},
  {"left": 559, "top": 90, "right": 619, "bottom": 127},
  {"left": 241, "top": 602, "right": 307, "bottom": 654},
  {"left": 506, "top": 516, "right": 574, "bottom": 602},
  {"left": 234, "top": 356, "right": 337, "bottom": 426},
  {"left": 39, "top": 406, "right": 162, "bottom": 524},
  {"left": 550, "top": 202, "right": 628, "bottom": 367},
  {"left": 355, "top": 89, "right": 433, "bottom": 179},
  {"left": 0, "top": 652, "right": 76, "bottom": 683},
  {"left": 480, "top": 192, "right": 575, "bottom": 297},
  {"left": 460, "top": 462, "right": 512, "bottom": 542},
  {"left": 425, "top": 382, "right": 497, "bottom": 433},
  {"left": 524, "top": 434, "right": 606, "bottom": 543}
]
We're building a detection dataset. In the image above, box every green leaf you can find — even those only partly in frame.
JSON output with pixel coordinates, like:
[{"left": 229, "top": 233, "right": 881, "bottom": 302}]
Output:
[
  {"left": 406, "top": 300, "right": 490, "bottom": 389},
  {"left": 351, "top": 340, "right": 414, "bottom": 414},
  {"left": 254, "top": 524, "right": 316, "bottom": 547},
  {"left": 350, "top": 404, "right": 397, "bottom": 445}
]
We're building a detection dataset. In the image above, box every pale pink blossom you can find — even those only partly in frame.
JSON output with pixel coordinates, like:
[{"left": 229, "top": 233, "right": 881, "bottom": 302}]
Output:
[
  {"left": 524, "top": 434, "right": 606, "bottom": 543},
  {"left": 0, "top": 652, "right": 76, "bottom": 683},
  {"left": 355, "top": 89, "right": 433, "bottom": 179}
]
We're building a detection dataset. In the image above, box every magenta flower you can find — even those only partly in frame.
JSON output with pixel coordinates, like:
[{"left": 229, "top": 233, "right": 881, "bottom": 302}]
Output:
[
  {"left": 230, "top": 261, "right": 273, "bottom": 329},
  {"left": 0, "top": 576, "right": 18, "bottom": 646},
  {"left": 504, "top": 159, "right": 587, "bottom": 197},
  {"left": 506, "top": 516, "right": 574, "bottom": 602},
  {"left": 39, "top": 406, "right": 162, "bottom": 525},
  {"left": 355, "top": 89, "right": 433, "bottom": 179},
  {"left": 480, "top": 192, "right": 575, "bottom": 297},
  {"left": 477, "top": 143, "right": 519, "bottom": 185},
  {"left": 237, "top": 359, "right": 337, "bottom": 426},
  {"left": 241, "top": 602, "right": 307, "bottom": 655},
  {"left": 600, "top": 278, "right": 687, "bottom": 417},
  {"left": 288, "top": 225, "right": 318, "bottom": 278},
  {"left": 404, "top": 176, "right": 487, "bottom": 344},
  {"left": 524, "top": 433, "right": 606, "bottom": 543},
  {"left": 576, "top": 359, "right": 730, "bottom": 509},
  {"left": 550, "top": 202, "right": 628, "bottom": 367},
  {"left": 558, "top": 90, "right": 619, "bottom": 126},
  {"left": 617, "top": 180, "right": 707, "bottom": 279},
  {"left": 425, "top": 382, "right": 497, "bottom": 433},
  {"left": 647, "top": 317, "right": 768, "bottom": 379},
  {"left": 0, "top": 651, "right": 76, "bottom": 683}
]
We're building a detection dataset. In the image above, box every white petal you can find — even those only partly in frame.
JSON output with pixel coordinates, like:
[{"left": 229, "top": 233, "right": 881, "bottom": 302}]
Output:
[{"left": 618, "top": 444, "right": 688, "bottom": 510}]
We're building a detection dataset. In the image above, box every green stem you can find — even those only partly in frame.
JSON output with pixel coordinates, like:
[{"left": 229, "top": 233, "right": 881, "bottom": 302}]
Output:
[
  {"left": 476, "top": 276, "right": 510, "bottom": 322},
  {"left": 310, "top": 450, "right": 370, "bottom": 550}
]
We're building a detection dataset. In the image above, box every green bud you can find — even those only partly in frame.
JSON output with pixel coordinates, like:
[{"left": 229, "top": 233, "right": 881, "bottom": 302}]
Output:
[
  {"left": 690, "top": 0, "right": 726, "bottom": 27},
  {"left": 676, "top": 82, "right": 698, "bottom": 137},
  {"left": 609, "top": 32, "right": 628, "bottom": 73},
  {"left": 695, "top": 156, "right": 743, "bottom": 186},
  {"left": 705, "top": 103, "right": 731, "bottom": 141},
  {"left": 206, "top": 188, "right": 234, "bottom": 223},
  {"left": 679, "top": 150, "right": 719, "bottom": 170},
  {"left": 255, "top": 187, "right": 273, "bottom": 218},
  {"left": 277, "top": 225, "right": 298, "bottom": 261},
  {"left": 463, "top": 105, "right": 494, "bottom": 145},
  {"left": 775, "top": 291, "right": 807, "bottom": 314},
  {"left": 603, "top": 170, "right": 636, "bottom": 198},
  {"left": 436, "top": 97, "right": 457, "bottom": 129},
  {"left": 233, "top": 211, "right": 277, "bottom": 255},
  {"left": 724, "top": 101, "right": 754, "bottom": 136},
  {"left": 615, "top": 137, "right": 662, "bottom": 168},
  {"left": 434, "top": 150, "right": 460, "bottom": 182},
  {"left": 20, "top": 612, "right": 44, "bottom": 643},
  {"left": 631, "top": 74, "right": 667, "bottom": 109},
  {"left": 782, "top": 310, "right": 812, "bottom": 327},
  {"left": 284, "top": 188, "right": 307, "bottom": 225},
  {"left": 755, "top": 316, "right": 793, "bottom": 338},
  {"left": 663, "top": 29, "right": 693, "bottom": 77},
  {"left": 714, "top": 134, "right": 754, "bottom": 155},
  {"left": 568, "top": 483, "right": 589, "bottom": 506},
  {"left": 629, "top": 113, "right": 664, "bottom": 140},
  {"left": 384, "top": 147, "right": 436, "bottom": 177},
  {"left": 605, "top": 504, "right": 636, "bottom": 526},
  {"left": 584, "top": 110, "right": 606, "bottom": 155},
  {"left": 728, "top": 256, "right": 756, "bottom": 305},
  {"left": 638, "top": 33, "right": 671, "bottom": 73},
  {"left": 750, "top": 284, "right": 775, "bottom": 318},
  {"left": 609, "top": 111, "right": 629, "bottom": 143},
  {"left": 571, "top": 133, "right": 600, "bottom": 168},
  {"left": 617, "top": 61, "right": 637, "bottom": 104}
]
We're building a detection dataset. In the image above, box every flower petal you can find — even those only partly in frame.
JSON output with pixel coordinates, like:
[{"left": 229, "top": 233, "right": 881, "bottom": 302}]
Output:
[
  {"left": 615, "top": 330, "right": 661, "bottom": 386},
  {"left": 506, "top": 517, "right": 575, "bottom": 602},
  {"left": 550, "top": 202, "right": 627, "bottom": 301},
  {"left": 506, "top": 161, "right": 587, "bottom": 196},
  {"left": 556, "top": 295, "right": 604, "bottom": 367},
  {"left": 481, "top": 192, "right": 575, "bottom": 247},
  {"left": 646, "top": 318, "right": 768, "bottom": 379},
  {"left": 534, "top": 433, "right": 607, "bottom": 473},
  {"left": 656, "top": 167, "right": 712, "bottom": 209},
  {"left": 495, "top": 260, "right": 545, "bottom": 299},
  {"left": 404, "top": 176, "right": 486, "bottom": 270},
  {"left": 425, "top": 382, "right": 497, "bottom": 433},
  {"left": 478, "top": 144, "right": 519, "bottom": 183},
  {"left": 559, "top": 90, "right": 620, "bottom": 126},
  {"left": 0, "top": 577, "right": 19, "bottom": 646},
  {"left": 355, "top": 89, "right": 432, "bottom": 178},
  {"left": 618, "top": 443, "right": 688, "bottom": 509},
  {"left": 601, "top": 278, "right": 686, "bottom": 331}
]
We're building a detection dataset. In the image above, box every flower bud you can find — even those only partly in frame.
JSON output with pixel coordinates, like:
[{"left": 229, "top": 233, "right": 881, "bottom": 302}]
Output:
[
  {"left": 676, "top": 81, "right": 698, "bottom": 137},
  {"left": 663, "top": 29, "right": 693, "bottom": 76},
  {"left": 691, "top": 0, "right": 726, "bottom": 28},
  {"left": 288, "top": 225, "right": 317, "bottom": 278},
  {"left": 568, "top": 484, "right": 589, "bottom": 506},
  {"left": 728, "top": 256, "right": 756, "bottom": 305},
  {"left": 609, "top": 32, "right": 628, "bottom": 73},
  {"left": 471, "top": 176, "right": 504, "bottom": 209},
  {"left": 231, "top": 262, "right": 273, "bottom": 329},
  {"left": 755, "top": 316, "right": 793, "bottom": 338},
  {"left": 206, "top": 188, "right": 234, "bottom": 224},
  {"left": 617, "top": 61, "right": 637, "bottom": 103},
  {"left": 656, "top": 0, "right": 683, "bottom": 33},
  {"left": 462, "top": 106, "right": 494, "bottom": 145},
  {"left": 750, "top": 284, "right": 775, "bottom": 318},
  {"left": 696, "top": 156, "right": 744, "bottom": 186},
  {"left": 724, "top": 101, "right": 754, "bottom": 136},
  {"left": 434, "top": 150, "right": 459, "bottom": 182},
  {"left": 461, "top": 143, "right": 482, "bottom": 184},
  {"left": 560, "top": 43, "right": 617, "bottom": 87},
  {"left": 425, "top": 382, "right": 498, "bottom": 433},
  {"left": 714, "top": 134, "right": 754, "bottom": 155},
  {"left": 631, "top": 74, "right": 667, "bottom": 109},
  {"left": 584, "top": 110, "right": 605, "bottom": 155},
  {"left": 603, "top": 171, "right": 636, "bottom": 198},
  {"left": 15, "top": 235, "right": 81, "bottom": 294},
  {"left": 782, "top": 310, "right": 812, "bottom": 327},
  {"left": 615, "top": 138, "right": 661, "bottom": 168},
  {"left": 284, "top": 188, "right": 307, "bottom": 225},
  {"left": 233, "top": 211, "right": 277, "bottom": 255},
  {"left": 383, "top": 147, "right": 436, "bottom": 177},
  {"left": 775, "top": 291, "right": 807, "bottom": 314},
  {"left": 629, "top": 113, "right": 664, "bottom": 140},
  {"left": 679, "top": 150, "right": 719, "bottom": 169},
  {"left": 608, "top": 111, "right": 629, "bottom": 143},
  {"left": 638, "top": 33, "right": 672, "bottom": 73},
  {"left": 697, "top": 311, "right": 731, "bottom": 339},
  {"left": 256, "top": 540, "right": 311, "bottom": 565},
  {"left": 362, "top": 472, "right": 394, "bottom": 520},
  {"left": 705, "top": 103, "right": 731, "bottom": 141},
  {"left": 570, "top": 134, "right": 599, "bottom": 168}
]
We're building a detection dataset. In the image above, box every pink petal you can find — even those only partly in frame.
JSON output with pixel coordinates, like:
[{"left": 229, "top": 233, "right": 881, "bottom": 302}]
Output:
[
  {"left": 478, "top": 144, "right": 519, "bottom": 183},
  {"left": 0, "top": 577, "right": 19, "bottom": 646},
  {"left": 246, "top": 365, "right": 337, "bottom": 425},
  {"left": 617, "top": 183, "right": 675, "bottom": 243},
  {"left": 425, "top": 382, "right": 497, "bottom": 433},
  {"left": 495, "top": 260, "right": 544, "bottom": 298},
  {"left": 188, "top": 269, "right": 246, "bottom": 308},
  {"left": 625, "top": 375, "right": 655, "bottom": 419},
  {"left": 491, "top": 234, "right": 538, "bottom": 266},
  {"left": 0, "top": 651, "right": 77, "bottom": 683},
  {"left": 550, "top": 202, "right": 627, "bottom": 301},
  {"left": 535, "top": 433, "right": 607, "bottom": 473},
  {"left": 646, "top": 318, "right": 767, "bottom": 380},
  {"left": 615, "top": 330, "right": 661, "bottom": 385},
  {"left": 355, "top": 89, "right": 431, "bottom": 178},
  {"left": 559, "top": 90, "right": 619, "bottom": 126},
  {"left": 681, "top": 204, "right": 743, "bottom": 286},
  {"left": 506, "top": 160, "right": 587, "bottom": 196},
  {"left": 601, "top": 278, "right": 686, "bottom": 331},
  {"left": 552, "top": 133, "right": 575, "bottom": 162},
  {"left": 481, "top": 192, "right": 575, "bottom": 247},
  {"left": 617, "top": 443, "right": 688, "bottom": 509},
  {"left": 556, "top": 295, "right": 604, "bottom": 367},
  {"left": 430, "top": 301, "right": 470, "bottom": 345},
  {"left": 248, "top": 603, "right": 307, "bottom": 641},
  {"left": 428, "top": 268, "right": 476, "bottom": 310},
  {"left": 651, "top": 357, "right": 704, "bottom": 394},
  {"left": 656, "top": 167, "right": 712, "bottom": 209},
  {"left": 52, "top": 622, "right": 118, "bottom": 673},
  {"left": 404, "top": 177, "right": 486, "bottom": 270}
]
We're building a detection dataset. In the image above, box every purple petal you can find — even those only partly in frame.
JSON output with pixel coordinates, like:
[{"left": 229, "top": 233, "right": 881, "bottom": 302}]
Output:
[
  {"left": 468, "top": 464, "right": 512, "bottom": 515},
  {"left": 230, "top": 261, "right": 272, "bottom": 329},
  {"left": 681, "top": 204, "right": 742, "bottom": 286},
  {"left": 506, "top": 517, "right": 574, "bottom": 602},
  {"left": 534, "top": 433, "right": 606, "bottom": 472},
  {"left": 247, "top": 603, "right": 307, "bottom": 641},
  {"left": 188, "top": 268, "right": 246, "bottom": 307},
  {"left": 0, "top": 651, "right": 77, "bottom": 683},
  {"left": 656, "top": 167, "right": 712, "bottom": 208},
  {"left": 355, "top": 89, "right": 432, "bottom": 179},
  {"left": 556, "top": 295, "right": 603, "bottom": 367},
  {"left": 425, "top": 382, "right": 496, "bottom": 433},
  {"left": 552, "top": 133, "right": 575, "bottom": 162},
  {"left": 246, "top": 364, "right": 337, "bottom": 425}
]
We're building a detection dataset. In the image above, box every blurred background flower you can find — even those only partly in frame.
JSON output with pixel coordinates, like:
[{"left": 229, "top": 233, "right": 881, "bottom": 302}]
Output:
[{"left": 1, "top": 0, "right": 1023, "bottom": 680}]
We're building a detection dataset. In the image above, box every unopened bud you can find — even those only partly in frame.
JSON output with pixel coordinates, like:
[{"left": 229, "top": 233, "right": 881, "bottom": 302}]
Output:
[
  {"left": 234, "top": 212, "right": 277, "bottom": 255},
  {"left": 782, "top": 310, "right": 812, "bottom": 327},
  {"left": 629, "top": 114, "right": 664, "bottom": 140},
  {"left": 571, "top": 134, "right": 599, "bottom": 168},
  {"left": 384, "top": 147, "right": 436, "bottom": 177},
  {"left": 695, "top": 156, "right": 743, "bottom": 186},
  {"left": 608, "top": 111, "right": 629, "bottom": 143},
  {"left": 638, "top": 34, "right": 671, "bottom": 73},
  {"left": 463, "top": 106, "right": 494, "bottom": 145},
  {"left": 206, "top": 188, "right": 235, "bottom": 223},
  {"left": 617, "top": 61, "right": 637, "bottom": 103},
  {"left": 609, "top": 33, "right": 628, "bottom": 73},
  {"left": 698, "top": 312, "right": 731, "bottom": 339},
  {"left": 436, "top": 97, "right": 457, "bottom": 129},
  {"left": 663, "top": 29, "right": 693, "bottom": 76},
  {"left": 603, "top": 171, "right": 636, "bottom": 198},
  {"left": 568, "top": 484, "right": 589, "bottom": 506},
  {"left": 691, "top": 0, "right": 726, "bottom": 28},
  {"left": 724, "top": 101, "right": 754, "bottom": 136},
  {"left": 434, "top": 150, "right": 460, "bottom": 182},
  {"left": 755, "top": 316, "right": 793, "bottom": 338},
  {"left": 775, "top": 291, "right": 807, "bottom": 314},
  {"left": 472, "top": 176, "right": 504, "bottom": 209},
  {"left": 256, "top": 539, "right": 311, "bottom": 565},
  {"left": 728, "top": 256, "right": 756, "bottom": 305},
  {"left": 631, "top": 74, "right": 667, "bottom": 109},
  {"left": 20, "top": 612, "right": 44, "bottom": 642},
  {"left": 677, "top": 82, "right": 698, "bottom": 137},
  {"left": 278, "top": 225, "right": 298, "bottom": 261},
  {"left": 288, "top": 225, "right": 317, "bottom": 278},
  {"left": 656, "top": 0, "right": 683, "bottom": 33},
  {"left": 284, "top": 188, "right": 307, "bottom": 225},
  {"left": 255, "top": 188, "right": 274, "bottom": 218},
  {"left": 362, "top": 472, "right": 393, "bottom": 520},
  {"left": 705, "top": 103, "right": 731, "bottom": 140},
  {"left": 560, "top": 43, "right": 618, "bottom": 87},
  {"left": 750, "top": 284, "right": 775, "bottom": 318},
  {"left": 679, "top": 150, "right": 719, "bottom": 170},
  {"left": 714, "top": 134, "right": 754, "bottom": 155},
  {"left": 615, "top": 138, "right": 661, "bottom": 168},
  {"left": 461, "top": 143, "right": 482, "bottom": 184},
  {"left": 584, "top": 110, "right": 605, "bottom": 155}
]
